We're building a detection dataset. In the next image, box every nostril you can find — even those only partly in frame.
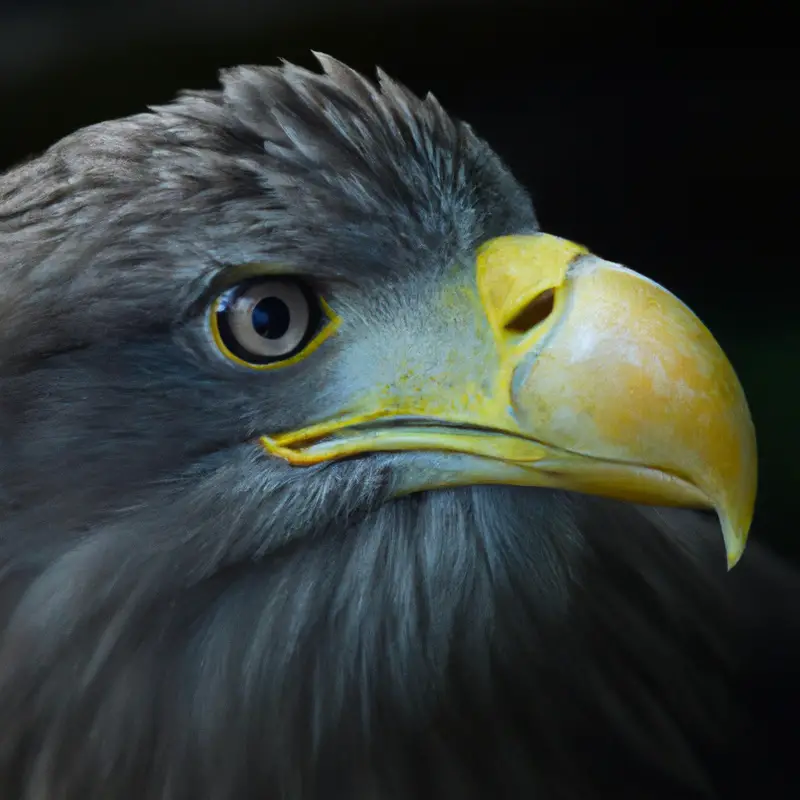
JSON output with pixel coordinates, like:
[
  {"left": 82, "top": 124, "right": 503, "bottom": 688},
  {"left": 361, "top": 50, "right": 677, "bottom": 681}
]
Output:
[{"left": 504, "top": 288, "right": 555, "bottom": 334}]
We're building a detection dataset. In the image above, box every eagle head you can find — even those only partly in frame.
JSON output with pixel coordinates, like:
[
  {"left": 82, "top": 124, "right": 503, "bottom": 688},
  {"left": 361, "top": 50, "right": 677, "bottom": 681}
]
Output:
[{"left": 0, "top": 55, "right": 756, "bottom": 799}]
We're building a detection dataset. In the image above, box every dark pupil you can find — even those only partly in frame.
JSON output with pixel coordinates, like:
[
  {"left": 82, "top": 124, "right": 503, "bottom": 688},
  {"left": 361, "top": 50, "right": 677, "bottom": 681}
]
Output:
[{"left": 251, "top": 296, "right": 291, "bottom": 340}]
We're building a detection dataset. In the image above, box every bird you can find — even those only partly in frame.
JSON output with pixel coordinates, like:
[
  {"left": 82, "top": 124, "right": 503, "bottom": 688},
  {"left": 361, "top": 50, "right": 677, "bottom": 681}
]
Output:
[{"left": 0, "top": 53, "right": 798, "bottom": 800}]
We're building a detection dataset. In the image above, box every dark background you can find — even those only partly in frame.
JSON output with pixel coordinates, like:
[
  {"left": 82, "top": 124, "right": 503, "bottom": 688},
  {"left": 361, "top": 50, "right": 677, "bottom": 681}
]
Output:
[{"left": 1, "top": 2, "right": 797, "bottom": 560}]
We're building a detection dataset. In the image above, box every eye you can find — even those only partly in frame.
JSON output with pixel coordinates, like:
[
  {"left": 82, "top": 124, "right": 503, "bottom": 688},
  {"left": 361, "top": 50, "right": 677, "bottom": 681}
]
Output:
[{"left": 210, "top": 277, "right": 338, "bottom": 368}]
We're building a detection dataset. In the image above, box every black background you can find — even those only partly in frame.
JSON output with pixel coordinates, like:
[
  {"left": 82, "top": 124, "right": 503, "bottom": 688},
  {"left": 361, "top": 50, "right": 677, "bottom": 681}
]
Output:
[{"left": 2, "top": 2, "right": 797, "bottom": 560}]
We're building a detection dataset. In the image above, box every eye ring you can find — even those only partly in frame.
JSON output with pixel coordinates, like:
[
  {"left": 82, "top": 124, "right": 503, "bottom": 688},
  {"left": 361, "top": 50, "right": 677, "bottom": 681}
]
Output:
[{"left": 209, "top": 277, "right": 339, "bottom": 369}]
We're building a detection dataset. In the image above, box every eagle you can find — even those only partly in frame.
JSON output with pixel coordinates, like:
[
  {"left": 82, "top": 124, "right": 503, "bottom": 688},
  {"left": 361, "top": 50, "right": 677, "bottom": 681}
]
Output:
[{"left": 0, "top": 54, "right": 797, "bottom": 800}]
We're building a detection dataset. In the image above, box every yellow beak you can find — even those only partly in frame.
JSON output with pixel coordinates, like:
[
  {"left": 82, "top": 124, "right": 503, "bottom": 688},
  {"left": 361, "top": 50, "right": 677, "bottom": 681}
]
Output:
[{"left": 262, "top": 234, "right": 757, "bottom": 568}]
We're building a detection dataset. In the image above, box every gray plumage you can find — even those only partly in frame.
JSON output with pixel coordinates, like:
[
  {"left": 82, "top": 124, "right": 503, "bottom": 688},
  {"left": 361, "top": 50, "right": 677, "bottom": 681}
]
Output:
[{"left": 0, "top": 54, "right": 797, "bottom": 800}]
